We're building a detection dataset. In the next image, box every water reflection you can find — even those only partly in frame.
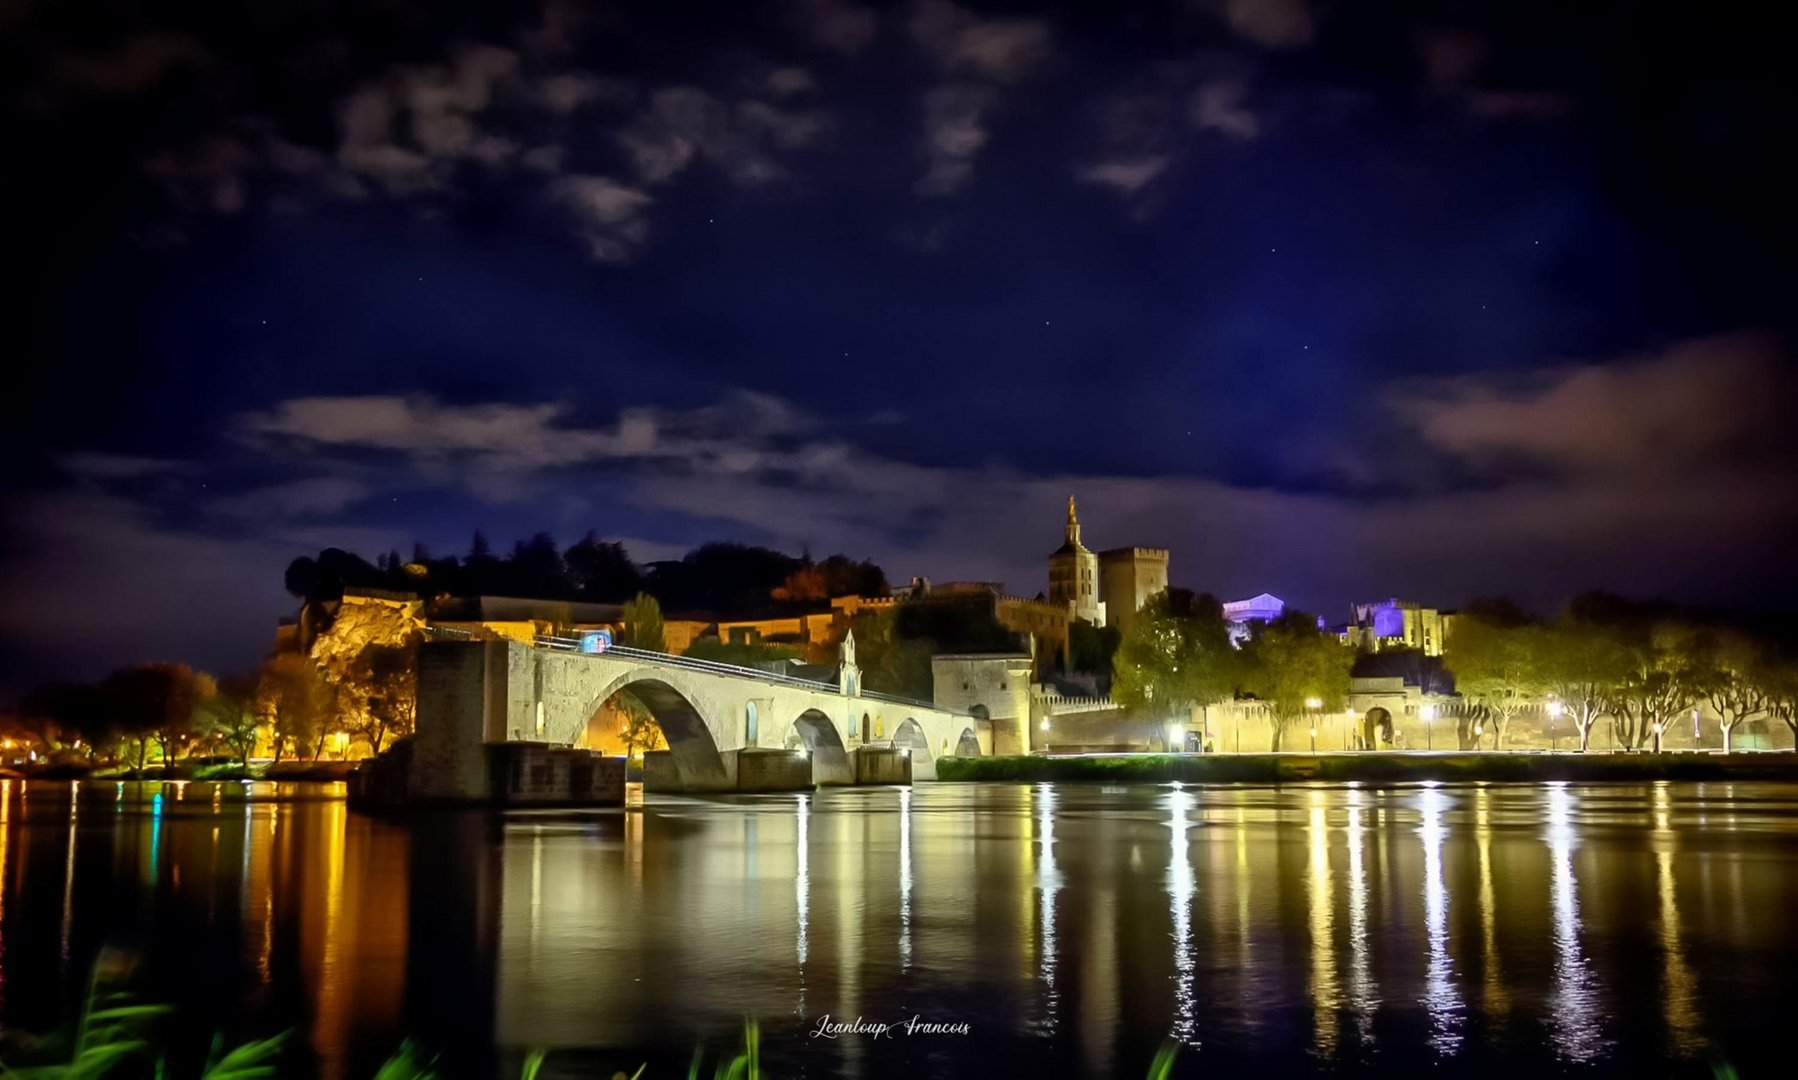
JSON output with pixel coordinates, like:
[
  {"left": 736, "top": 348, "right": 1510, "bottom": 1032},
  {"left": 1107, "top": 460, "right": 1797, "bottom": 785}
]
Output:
[
  {"left": 899, "top": 787, "right": 912, "bottom": 971},
  {"left": 1654, "top": 783, "right": 1702, "bottom": 1056},
  {"left": 1, "top": 780, "right": 1794, "bottom": 1077},
  {"left": 1545, "top": 783, "right": 1609, "bottom": 1062},
  {"left": 1344, "top": 787, "right": 1378, "bottom": 1044},
  {"left": 1032, "top": 782, "right": 1062, "bottom": 1035},
  {"left": 794, "top": 790, "right": 809, "bottom": 1013},
  {"left": 1474, "top": 788, "right": 1508, "bottom": 1032},
  {"left": 1418, "top": 784, "right": 1462, "bottom": 1054},
  {"left": 1, "top": 780, "right": 11, "bottom": 1006},
  {"left": 1166, "top": 786, "right": 1196, "bottom": 1045},
  {"left": 1307, "top": 792, "right": 1339, "bottom": 1057}
]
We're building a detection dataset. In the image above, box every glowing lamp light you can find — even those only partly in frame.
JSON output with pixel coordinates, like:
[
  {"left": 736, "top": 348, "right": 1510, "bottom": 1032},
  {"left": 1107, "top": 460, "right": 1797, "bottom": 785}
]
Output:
[
  {"left": 1040, "top": 719, "right": 1051, "bottom": 731},
  {"left": 1421, "top": 704, "right": 1438, "bottom": 722},
  {"left": 1166, "top": 723, "right": 1184, "bottom": 749},
  {"left": 1305, "top": 697, "right": 1323, "bottom": 710},
  {"left": 1547, "top": 702, "right": 1565, "bottom": 719}
]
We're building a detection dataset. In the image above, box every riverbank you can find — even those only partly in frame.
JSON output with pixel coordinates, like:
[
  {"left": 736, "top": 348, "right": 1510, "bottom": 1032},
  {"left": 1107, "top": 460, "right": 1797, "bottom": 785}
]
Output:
[
  {"left": 15, "top": 760, "right": 358, "bottom": 783},
  {"left": 936, "top": 751, "right": 1798, "bottom": 784}
]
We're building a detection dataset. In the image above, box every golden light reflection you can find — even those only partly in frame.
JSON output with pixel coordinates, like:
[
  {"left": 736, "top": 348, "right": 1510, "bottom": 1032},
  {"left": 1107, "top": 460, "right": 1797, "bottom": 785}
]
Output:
[
  {"left": 1307, "top": 793, "right": 1339, "bottom": 1057},
  {"left": 1344, "top": 787, "right": 1378, "bottom": 1044},
  {"left": 63, "top": 782, "right": 80, "bottom": 972},
  {"left": 1546, "top": 783, "right": 1607, "bottom": 1061},
  {"left": 311, "top": 799, "right": 348, "bottom": 1080},
  {"left": 1, "top": 781, "right": 11, "bottom": 1003},
  {"left": 1235, "top": 804, "right": 1251, "bottom": 973},
  {"left": 1167, "top": 787, "right": 1197, "bottom": 1045},
  {"left": 1419, "top": 784, "right": 1462, "bottom": 1054},
  {"left": 1474, "top": 788, "right": 1508, "bottom": 1031},
  {"left": 626, "top": 803, "right": 643, "bottom": 887},
  {"left": 1657, "top": 846, "right": 1702, "bottom": 1054}
]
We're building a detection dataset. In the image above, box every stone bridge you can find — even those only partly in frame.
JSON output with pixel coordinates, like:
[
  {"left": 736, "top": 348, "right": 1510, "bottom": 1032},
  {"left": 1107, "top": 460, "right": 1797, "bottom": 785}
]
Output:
[{"left": 411, "top": 635, "right": 983, "bottom": 798}]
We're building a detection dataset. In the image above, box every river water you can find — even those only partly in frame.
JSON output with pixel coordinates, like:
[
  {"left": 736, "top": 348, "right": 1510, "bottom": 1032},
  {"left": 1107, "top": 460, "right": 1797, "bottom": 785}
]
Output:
[{"left": 0, "top": 778, "right": 1792, "bottom": 1077}]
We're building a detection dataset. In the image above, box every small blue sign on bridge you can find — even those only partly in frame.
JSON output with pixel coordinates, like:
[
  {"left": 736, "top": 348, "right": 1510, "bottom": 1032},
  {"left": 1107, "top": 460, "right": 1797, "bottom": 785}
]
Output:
[{"left": 579, "top": 629, "right": 614, "bottom": 654}]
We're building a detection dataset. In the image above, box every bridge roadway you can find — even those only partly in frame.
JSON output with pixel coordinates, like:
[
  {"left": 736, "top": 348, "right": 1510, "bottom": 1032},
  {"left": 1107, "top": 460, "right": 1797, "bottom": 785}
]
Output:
[{"left": 411, "top": 635, "right": 983, "bottom": 797}]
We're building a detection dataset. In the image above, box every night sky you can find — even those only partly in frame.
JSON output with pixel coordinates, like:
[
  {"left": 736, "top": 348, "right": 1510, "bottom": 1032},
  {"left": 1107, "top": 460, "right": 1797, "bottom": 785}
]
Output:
[{"left": 3, "top": 1, "right": 1795, "bottom": 694}]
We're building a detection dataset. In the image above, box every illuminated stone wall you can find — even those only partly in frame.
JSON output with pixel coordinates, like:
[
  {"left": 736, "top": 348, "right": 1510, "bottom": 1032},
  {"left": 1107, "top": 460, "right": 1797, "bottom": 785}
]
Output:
[
  {"left": 1098, "top": 547, "right": 1169, "bottom": 636},
  {"left": 930, "top": 654, "right": 1031, "bottom": 755}
]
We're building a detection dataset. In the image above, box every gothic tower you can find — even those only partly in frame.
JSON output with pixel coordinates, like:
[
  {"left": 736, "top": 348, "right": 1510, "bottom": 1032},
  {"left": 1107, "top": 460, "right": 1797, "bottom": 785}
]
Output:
[{"left": 1047, "top": 496, "right": 1106, "bottom": 626}]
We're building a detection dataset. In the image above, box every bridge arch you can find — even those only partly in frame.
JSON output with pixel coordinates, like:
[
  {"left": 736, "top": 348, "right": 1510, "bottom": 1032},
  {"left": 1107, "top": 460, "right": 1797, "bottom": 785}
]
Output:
[
  {"left": 955, "top": 728, "right": 981, "bottom": 757},
  {"left": 580, "top": 672, "right": 729, "bottom": 785},
  {"left": 792, "top": 709, "right": 852, "bottom": 786},
  {"left": 892, "top": 718, "right": 935, "bottom": 780}
]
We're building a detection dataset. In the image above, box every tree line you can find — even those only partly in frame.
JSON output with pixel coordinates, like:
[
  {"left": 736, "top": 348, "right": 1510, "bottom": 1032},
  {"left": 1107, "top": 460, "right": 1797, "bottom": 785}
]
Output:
[
  {"left": 8, "top": 643, "right": 418, "bottom": 771},
  {"left": 286, "top": 533, "right": 890, "bottom": 614},
  {"left": 1445, "top": 593, "right": 1798, "bottom": 752},
  {"left": 1111, "top": 589, "right": 1798, "bottom": 752}
]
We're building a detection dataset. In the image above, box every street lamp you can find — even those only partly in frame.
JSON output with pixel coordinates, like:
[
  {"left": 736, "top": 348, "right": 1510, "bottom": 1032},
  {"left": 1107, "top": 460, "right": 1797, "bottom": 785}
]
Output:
[
  {"left": 1303, "top": 698, "right": 1322, "bottom": 754},
  {"left": 1167, "top": 722, "right": 1184, "bottom": 753},
  {"left": 1421, "top": 703, "right": 1437, "bottom": 750},
  {"left": 1548, "top": 700, "right": 1564, "bottom": 751}
]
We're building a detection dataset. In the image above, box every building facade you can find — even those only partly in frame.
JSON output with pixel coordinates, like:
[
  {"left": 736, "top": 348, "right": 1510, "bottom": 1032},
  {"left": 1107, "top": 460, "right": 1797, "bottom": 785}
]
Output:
[
  {"left": 1344, "top": 598, "right": 1456, "bottom": 656},
  {"left": 1098, "top": 547, "right": 1169, "bottom": 635},
  {"left": 1221, "top": 593, "right": 1284, "bottom": 643}
]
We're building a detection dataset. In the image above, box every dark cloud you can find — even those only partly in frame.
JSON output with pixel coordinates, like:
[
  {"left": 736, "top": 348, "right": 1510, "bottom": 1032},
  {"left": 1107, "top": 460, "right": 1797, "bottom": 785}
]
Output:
[{"left": 1391, "top": 333, "right": 1794, "bottom": 478}]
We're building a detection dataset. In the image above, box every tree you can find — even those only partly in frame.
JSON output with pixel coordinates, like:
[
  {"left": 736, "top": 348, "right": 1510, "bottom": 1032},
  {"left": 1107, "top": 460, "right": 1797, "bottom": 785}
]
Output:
[
  {"left": 197, "top": 673, "right": 263, "bottom": 764},
  {"left": 1443, "top": 607, "right": 1545, "bottom": 750},
  {"left": 1760, "top": 656, "right": 1798, "bottom": 749},
  {"left": 1069, "top": 618, "right": 1122, "bottom": 677},
  {"left": 1541, "top": 607, "right": 1635, "bottom": 752},
  {"left": 1606, "top": 620, "right": 1702, "bottom": 752},
  {"left": 838, "top": 608, "right": 936, "bottom": 700},
  {"left": 1111, "top": 592, "right": 1236, "bottom": 730},
  {"left": 258, "top": 654, "right": 336, "bottom": 761},
  {"left": 1238, "top": 612, "right": 1355, "bottom": 751},
  {"left": 615, "top": 692, "right": 666, "bottom": 758},
  {"left": 684, "top": 637, "right": 803, "bottom": 667},
  {"left": 347, "top": 644, "right": 416, "bottom": 755},
  {"left": 507, "top": 533, "right": 567, "bottom": 597},
  {"left": 772, "top": 554, "right": 889, "bottom": 603},
  {"left": 619, "top": 592, "right": 666, "bottom": 652},
  {"left": 18, "top": 681, "right": 108, "bottom": 755},
  {"left": 99, "top": 664, "right": 211, "bottom": 772},
  {"left": 564, "top": 532, "right": 643, "bottom": 601},
  {"left": 1691, "top": 629, "right": 1770, "bottom": 754},
  {"left": 647, "top": 543, "right": 803, "bottom": 613}
]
